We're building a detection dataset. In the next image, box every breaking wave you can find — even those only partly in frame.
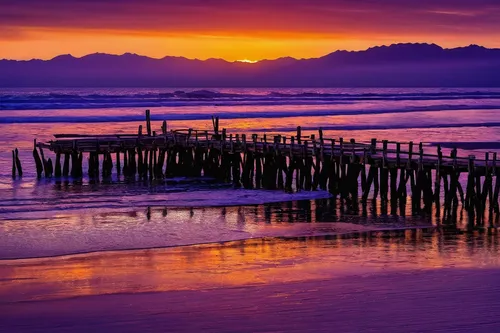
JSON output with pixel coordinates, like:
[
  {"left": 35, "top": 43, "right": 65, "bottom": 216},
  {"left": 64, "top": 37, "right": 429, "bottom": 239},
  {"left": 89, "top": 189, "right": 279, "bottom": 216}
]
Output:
[
  {"left": 0, "top": 104, "right": 499, "bottom": 124},
  {"left": 2, "top": 88, "right": 500, "bottom": 111}
]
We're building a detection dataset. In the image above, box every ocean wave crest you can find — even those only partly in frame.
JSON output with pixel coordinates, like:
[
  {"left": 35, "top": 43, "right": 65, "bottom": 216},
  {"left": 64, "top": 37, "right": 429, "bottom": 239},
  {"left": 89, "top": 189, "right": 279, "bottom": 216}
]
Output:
[
  {"left": 0, "top": 104, "right": 499, "bottom": 124},
  {"left": 2, "top": 89, "right": 500, "bottom": 111}
]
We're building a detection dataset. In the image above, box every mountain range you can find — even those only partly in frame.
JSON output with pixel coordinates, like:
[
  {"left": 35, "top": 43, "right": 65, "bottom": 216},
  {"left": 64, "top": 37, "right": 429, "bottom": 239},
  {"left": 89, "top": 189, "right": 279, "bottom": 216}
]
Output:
[{"left": 1, "top": 43, "right": 500, "bottom": 87}]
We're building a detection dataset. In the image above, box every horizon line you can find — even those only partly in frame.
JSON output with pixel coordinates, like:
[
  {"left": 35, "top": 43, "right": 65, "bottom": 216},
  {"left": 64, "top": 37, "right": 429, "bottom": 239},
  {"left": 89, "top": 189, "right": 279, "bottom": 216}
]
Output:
[{"left": 1, "top": 42, "right": 495, "bottom": 63}]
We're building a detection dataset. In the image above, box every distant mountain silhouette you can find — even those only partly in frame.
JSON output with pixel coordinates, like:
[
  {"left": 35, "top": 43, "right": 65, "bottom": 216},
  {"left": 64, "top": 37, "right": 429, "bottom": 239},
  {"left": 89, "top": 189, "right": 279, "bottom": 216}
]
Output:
[{"left": 1, "top": 43, "right": 500, "bottom": 87}]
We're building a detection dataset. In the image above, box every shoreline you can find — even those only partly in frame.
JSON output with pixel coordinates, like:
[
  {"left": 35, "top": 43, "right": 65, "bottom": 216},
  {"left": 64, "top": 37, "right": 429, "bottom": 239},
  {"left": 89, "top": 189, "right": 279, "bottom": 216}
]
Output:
[
  {"left": 2, "top": 228, "right": 495, "bottom": 301},
  {"left": 0, "top": 225, "right": 436, "bottom": 262}
]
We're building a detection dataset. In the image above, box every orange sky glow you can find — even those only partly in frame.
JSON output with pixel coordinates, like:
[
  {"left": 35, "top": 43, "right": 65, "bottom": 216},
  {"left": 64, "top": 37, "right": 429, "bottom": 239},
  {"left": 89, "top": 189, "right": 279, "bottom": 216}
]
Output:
[{"left": 1, "top": 0, "right": 500, "bottom": 61}]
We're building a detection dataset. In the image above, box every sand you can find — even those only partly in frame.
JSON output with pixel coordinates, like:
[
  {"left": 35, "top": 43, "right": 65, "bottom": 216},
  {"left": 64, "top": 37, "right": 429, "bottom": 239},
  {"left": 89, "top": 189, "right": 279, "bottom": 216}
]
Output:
[
  {"left": 2, "top": 232, "right": 500, "bottom": 332},
  {"left": 3, "top": 268, "right": 500, "bottom": 332}
]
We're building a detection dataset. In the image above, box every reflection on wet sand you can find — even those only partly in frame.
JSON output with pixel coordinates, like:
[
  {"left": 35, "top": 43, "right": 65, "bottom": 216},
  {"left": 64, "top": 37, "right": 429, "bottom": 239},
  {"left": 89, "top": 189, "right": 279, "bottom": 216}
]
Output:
[
  {"left": 2, "top": 195, "right": 499, "bottom": 260},
  {"left": 2, "top": 229, "right": 499, "bottom": 303}
]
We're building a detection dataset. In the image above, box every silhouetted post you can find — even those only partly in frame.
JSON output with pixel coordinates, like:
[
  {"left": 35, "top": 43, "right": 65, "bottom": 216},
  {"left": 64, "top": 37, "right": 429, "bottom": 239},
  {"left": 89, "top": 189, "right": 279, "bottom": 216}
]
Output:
[
  {"left": 446, "top": 148, "right": 458, "bottom": 216},
  {"left": 407, "top": 141, "right": 413, "bottom": 169},
  {"left": 380, "top": 140, "right": 389, "bottom": 200},
  {"left": 15, "top": 148, "right": 22, "bottom": 177},
  {"left": 123, "top": 150, "right": 128, "bottom": 176},
  {"left": 328, "top": 139, "right": 336, "bottom": 195},
  {"left": 493, "top": 152, "right": 497, "bottom": 177},
  {"left": 362, "top": 162, "right": 374, "bottom": 201},
  {"left": 397, "top": 163, "right": 407, "bottom": 200},
  {"left": 382, "top": 140, "right": 388, "bottom": 169},
  {"left": 304, "top": 141, "right": 312, "bottom": 191},
  {"left": 116, "top": 151, "right": 121, "bottom": 175},
  {"left": 46, "top": 158, "right": 53, "bottom": 178},
  {"left": 87, "top": 153, "right": 94, "bottom": 179},
  {"left": 396, "top": 142, "right": 401, "bottom": 167},
  {"left": 483, "top": 152, "right": 494, "bottom": 222},
  {"left": 162, "top": 120, "right": 167, "bottom": 135},
  {"left": 148, "top": 147, "right": 153, "bottom": 179},
  {"left": 33, "top": 140, "right": 43, "bottom": 178},
  {"left": 211, "top": 116, "right": 219, "bottom": 136},
  {"left": 253, "top": 135, "right": 261, "bottom": 188},
  {"left": 37, "top": 144, "right": 48, "bottom": 177},
  {"left": 435, "top": 145, "right": 442, "bottom": 210},
  {"left": 370, "top": 138, "right": 377, "bottom": 154},
  {"left": 12, "top": 150, "right": 16, "bottom": 178},
  {"left": 466, "top": 155, "right": 475, "bottom": 210},
  {"left": 475, "top": 156, "right": 483, "bottom": 224},
  {"left": 153, "top": 147, "right": 158, "bottom": 178},
  {"left": 137, "top": 147, "right": 144, "bottom": 176},
  {"left": 129, "top": 149, "right": 137, "bottom": 176},
  {"left": 55, "top": 151, "right": 61, "bottom": 177},
  {"left": 145, "top": 110, "right": 152, "bottom": 136},
  {"left": 350, "top": 138, "right": 356, "bottom": 163},
  {"left": 339, "top": 137, "right": 344, "bottom": 185},
  {"left": 390, "top": 166, "right": 398, "bottom": 207},
  {"left": 493, "top": 152, "right": 500, "bottom": 214}
]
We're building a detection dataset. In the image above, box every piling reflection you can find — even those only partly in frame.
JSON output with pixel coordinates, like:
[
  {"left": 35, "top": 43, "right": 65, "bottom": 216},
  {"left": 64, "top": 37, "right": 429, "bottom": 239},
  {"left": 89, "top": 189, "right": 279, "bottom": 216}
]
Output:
[
  {"left": 1, "top": 229, "right": 500, "bottom": 303},
  {"left": 2, "top": 194, "right": 498, "bottom": 260}
]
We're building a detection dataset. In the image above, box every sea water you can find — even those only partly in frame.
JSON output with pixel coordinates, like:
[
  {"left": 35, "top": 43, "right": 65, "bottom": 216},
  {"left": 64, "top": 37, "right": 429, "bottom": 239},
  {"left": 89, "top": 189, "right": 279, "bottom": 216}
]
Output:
[{"left": 0, "top": 87, "right": 499, "bottom": 259}]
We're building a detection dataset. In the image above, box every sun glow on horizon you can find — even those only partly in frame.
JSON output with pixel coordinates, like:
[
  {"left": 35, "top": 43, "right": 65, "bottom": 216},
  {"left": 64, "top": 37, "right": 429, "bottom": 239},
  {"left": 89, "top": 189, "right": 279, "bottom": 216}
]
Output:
[{"left": 236, "top": 59, "right": 259, "bottom": 63}]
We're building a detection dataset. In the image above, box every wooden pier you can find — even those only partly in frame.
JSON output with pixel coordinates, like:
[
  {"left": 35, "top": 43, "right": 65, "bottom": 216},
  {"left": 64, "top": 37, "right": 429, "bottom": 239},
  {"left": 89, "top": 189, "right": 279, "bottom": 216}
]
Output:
[{"left": 25, "top": 110, "right": 500, "bottom": 226}]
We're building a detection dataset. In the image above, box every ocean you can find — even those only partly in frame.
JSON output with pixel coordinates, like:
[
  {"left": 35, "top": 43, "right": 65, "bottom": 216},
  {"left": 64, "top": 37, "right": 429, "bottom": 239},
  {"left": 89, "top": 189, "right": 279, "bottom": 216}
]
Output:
[
  {"left": 0, "top": 87, "right": 499, "bottom": 260},
  {"left": 3, "top": 87, "right": 500, "bottom": 332}
]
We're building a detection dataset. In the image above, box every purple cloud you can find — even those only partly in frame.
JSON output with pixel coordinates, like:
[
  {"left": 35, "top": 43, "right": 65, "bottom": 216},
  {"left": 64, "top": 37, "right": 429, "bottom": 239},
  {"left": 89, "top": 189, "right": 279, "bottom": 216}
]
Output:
[{"left": 1, "top": 0, "right": 499, "bottom": 33}]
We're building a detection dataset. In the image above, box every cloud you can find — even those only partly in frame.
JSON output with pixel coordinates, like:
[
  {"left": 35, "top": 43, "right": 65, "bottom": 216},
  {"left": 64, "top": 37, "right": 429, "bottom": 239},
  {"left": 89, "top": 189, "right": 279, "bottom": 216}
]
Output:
[
  {"left": 2, "top": 0, "right": 500, "bottom": 60},
  {"left": 1, "top": 0, "right": 500, "bottom": 37}
]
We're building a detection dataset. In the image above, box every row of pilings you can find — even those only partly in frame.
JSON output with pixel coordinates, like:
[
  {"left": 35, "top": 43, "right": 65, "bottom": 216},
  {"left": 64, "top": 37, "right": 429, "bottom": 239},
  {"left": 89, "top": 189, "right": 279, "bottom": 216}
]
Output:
[
  {"left": 32, "top": 138, "right": 500, "bottom": 225},
  {"left": 23, "top": 112, "right": 500, "bottom": 227}
]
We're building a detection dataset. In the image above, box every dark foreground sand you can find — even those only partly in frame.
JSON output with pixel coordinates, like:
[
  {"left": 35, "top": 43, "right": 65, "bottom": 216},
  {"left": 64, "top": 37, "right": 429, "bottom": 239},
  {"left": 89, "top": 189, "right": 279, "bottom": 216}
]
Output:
[
  {"left": 3, "top": 269, "right": 500, "bottom": 332},
  {"left": 2, "top": 233, "right": 500, "bottom": 332}
]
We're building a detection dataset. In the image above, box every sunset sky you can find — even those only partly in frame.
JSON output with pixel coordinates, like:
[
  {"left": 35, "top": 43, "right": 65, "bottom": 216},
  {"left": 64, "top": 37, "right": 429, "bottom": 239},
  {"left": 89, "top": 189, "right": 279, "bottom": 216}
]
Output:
[{"left": 1, "top": 0, "right": 500, "bottom": 61}]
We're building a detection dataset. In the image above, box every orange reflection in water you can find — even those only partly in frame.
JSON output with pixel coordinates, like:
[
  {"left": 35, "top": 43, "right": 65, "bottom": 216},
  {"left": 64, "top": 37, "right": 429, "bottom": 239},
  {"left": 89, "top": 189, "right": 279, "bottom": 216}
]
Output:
[{"left": 1, "top": 229, "right": 500, "bottom": 303}]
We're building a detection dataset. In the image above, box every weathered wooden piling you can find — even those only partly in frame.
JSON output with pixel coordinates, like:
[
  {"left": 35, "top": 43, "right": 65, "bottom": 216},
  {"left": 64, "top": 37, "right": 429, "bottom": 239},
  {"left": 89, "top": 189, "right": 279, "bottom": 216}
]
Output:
[
  {"left": 211, "top": 116, "right": 220, "bottom": 136},
  {"left": 54, "top": 152, "right": 61, "bottom": 177},
  {"left": 63, "top": 152, "right": 70, "bottom": 177},
  {"left": 161, "top": 120, "right": 167, "bottom": 134},
  {"left": 493, "top": 153, "right": 500, "bottom": 214},
  {"left": 145, "top": 110, "right": 152, "bottom": 136},
  {"left": 12, "top": 150, "right": 16, "bottom": 178},
  {"left": 116, "top": 151, "right": 121, "bottom": 175},
  {"left": 33, "top": 140, "right": 44, "bottom": 178}
]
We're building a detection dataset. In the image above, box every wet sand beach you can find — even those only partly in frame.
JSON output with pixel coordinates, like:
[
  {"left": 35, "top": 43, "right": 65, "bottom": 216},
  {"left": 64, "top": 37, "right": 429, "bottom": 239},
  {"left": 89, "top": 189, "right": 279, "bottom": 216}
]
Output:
[{"left": 2, "top": 230, "right": 500, "bottom": 332}]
